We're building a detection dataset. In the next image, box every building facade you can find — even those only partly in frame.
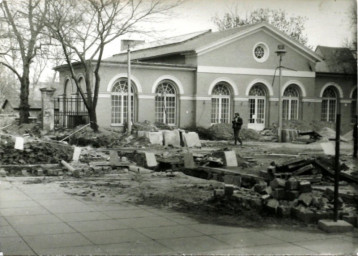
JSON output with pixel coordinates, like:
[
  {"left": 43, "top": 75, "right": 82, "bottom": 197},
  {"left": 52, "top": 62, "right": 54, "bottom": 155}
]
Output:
[{"left": 56, "top": 22, "right": 357, "bottom": 132}]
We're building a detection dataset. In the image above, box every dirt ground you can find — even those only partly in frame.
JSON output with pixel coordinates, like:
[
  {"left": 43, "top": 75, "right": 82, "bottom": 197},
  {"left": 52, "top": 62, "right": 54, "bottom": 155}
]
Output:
[{"left": 17, "top": 139, "right": 357, "bottom": 229}]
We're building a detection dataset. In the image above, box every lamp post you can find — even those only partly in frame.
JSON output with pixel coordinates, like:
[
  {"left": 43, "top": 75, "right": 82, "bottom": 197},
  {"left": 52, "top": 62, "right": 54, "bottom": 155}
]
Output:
[
  {"left": 275, "top": 44, "right": 286, "bottom": 142},
  {"left": 127, "top": 44, "right": 132, "bottom": 134}
]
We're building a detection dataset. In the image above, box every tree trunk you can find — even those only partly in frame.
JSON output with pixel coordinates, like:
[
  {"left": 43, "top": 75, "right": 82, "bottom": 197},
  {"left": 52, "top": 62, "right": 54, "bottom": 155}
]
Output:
[
  {"left": 19, "top": 73, "right": 30, "bottom": 124},
  {"left": 88, "top": 107, "right": 98, "bottom": 132}
]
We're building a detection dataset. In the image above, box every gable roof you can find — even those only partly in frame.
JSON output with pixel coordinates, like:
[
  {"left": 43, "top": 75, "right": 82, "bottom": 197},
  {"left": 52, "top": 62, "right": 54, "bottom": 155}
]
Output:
[
  {"left": 106, "top": 22, "right": 322, "bottom": 63},
  {"left": 315, "top": 46, "right": 357, "bottom": 75}
]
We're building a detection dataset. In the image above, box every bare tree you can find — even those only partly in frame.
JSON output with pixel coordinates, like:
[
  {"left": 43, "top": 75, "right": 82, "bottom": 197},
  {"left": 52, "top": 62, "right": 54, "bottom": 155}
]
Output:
[
  {"left": 45, "top": 0, "right": 181, "bottom": 132},
  {"left": 212, "top": 8, "right": 309, "bottom": 46},
  {"left": 0, "top": 0, "right": 49, "bottom": 124}
]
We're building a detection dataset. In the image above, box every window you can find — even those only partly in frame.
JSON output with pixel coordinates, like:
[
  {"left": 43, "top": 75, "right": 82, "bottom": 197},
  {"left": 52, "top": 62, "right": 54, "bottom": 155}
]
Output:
[
  {"left": 253, "top": 42, "right": 269, "bottom": 62},
  {"left": 282, "top": 84, "right": 300, "bottom": 120},
  {"left": 321, "top": 86, "right": 337, "bottom": 122},
  {"left": 249, "top": 85, "right": 266, "bottom": 125},
  {"left": 155, "top": 81, "right": 177, "bottom": 125},
  {"left": 111, "top": 79, "right": 135, "bottom": 125},
  {"left": 211, "top": 83, "right": 231, "bottom": 124},
  {"left": 352, "top": 89, "right": 357, "bottom": 123}
]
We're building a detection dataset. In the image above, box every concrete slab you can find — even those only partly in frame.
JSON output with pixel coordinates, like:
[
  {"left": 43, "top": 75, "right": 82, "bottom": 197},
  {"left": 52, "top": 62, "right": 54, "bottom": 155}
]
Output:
[
  {"left": 109, "top": 150, "right": 121, "bottom": 166},
  {"left": 163, "top": 130, "right": 181, "bottom": 147},
  {"left": 183, "top": 132, "right": 201, "bottom": 148},
  {"left": 318, "top": 219, "right": 354, "bottom": 233},
  {"left": 148, "top": 132, "right": 163, "bottom": 145},
  {"left": 183, "top": 152, "right": 196, "bottom": 168},
  {"left": 223, "top": 151, "right": 238, "bottom": 167},
  {"left": 144, "top": 152, "right": 158, "bottom": 167}
]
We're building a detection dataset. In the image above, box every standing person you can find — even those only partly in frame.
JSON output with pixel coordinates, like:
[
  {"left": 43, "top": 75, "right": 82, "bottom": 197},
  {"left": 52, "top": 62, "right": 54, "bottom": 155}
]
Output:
[{"left": 232, "top": 112, "right": 243, "bottom": 146}]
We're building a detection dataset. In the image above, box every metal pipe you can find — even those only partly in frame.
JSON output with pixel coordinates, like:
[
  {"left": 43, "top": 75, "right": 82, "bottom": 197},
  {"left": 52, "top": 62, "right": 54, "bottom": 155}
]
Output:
[
  {"left": 127, "top": 45, "right": 132, "bottom": 134},
  {"left": 334, "top": 113, "right": 341, "bottom": 221},
  {"left": 278, "top": 55, "right": 283, "bottom": 142}
]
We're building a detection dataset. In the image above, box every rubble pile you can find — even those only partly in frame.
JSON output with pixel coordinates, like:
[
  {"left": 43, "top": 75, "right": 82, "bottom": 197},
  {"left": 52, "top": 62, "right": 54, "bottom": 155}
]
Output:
[
  {"left": 211, "top": 156, "right": 358, "bottom": 225},
  {"left": 0, "top": 137, "right": 73, "bottom": 164}
]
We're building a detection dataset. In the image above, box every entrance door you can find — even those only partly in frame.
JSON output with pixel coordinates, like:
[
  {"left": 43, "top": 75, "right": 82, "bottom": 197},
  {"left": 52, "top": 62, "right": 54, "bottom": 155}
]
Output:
[{"left": 248, "top": 97, "right": 265, "bottom": 130}]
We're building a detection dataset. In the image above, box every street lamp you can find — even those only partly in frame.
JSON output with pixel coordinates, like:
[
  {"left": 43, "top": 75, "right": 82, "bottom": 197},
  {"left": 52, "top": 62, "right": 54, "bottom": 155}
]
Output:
[{"left": 275, "top": 44, "right": 286, "bottom": 142}]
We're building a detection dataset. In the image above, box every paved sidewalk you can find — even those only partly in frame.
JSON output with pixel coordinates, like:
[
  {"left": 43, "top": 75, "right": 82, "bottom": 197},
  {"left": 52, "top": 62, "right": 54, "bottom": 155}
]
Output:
[{"left": 0, "top": 177, "right": 357, "bottom": 255}]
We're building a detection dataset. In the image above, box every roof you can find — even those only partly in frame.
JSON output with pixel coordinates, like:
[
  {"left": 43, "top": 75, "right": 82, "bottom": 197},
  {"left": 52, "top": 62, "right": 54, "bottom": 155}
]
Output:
[
  {"left": 107, "top": 22, "right": 322, "bottom": 63},
  {"left": 315, "top": 46, "right": 357, "bottom": 75}
]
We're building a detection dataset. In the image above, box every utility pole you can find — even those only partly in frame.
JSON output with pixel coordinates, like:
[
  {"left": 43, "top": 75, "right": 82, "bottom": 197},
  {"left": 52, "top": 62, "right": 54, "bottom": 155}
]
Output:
[
  {"left": 127, "top": 44, "right": 132, "bottom": 134},
  {"left": 275, "top": 45, "right": 286, "bottom": 142},
  {"left": 333, "top": 112, "right": 341, "bottom": 221}
]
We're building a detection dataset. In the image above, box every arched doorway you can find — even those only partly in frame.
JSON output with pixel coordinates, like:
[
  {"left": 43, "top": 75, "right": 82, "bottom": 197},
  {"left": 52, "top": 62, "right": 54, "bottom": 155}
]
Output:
[
  {"left": 351, "top": 88, "right": 357, "bottom": 123},
  {"left": 282, "top": 84, "right": 301, "bottom": 120},
  {"left": 321, "top": 86, "right": 338, "bottom": 122},
  {"left": 211, "top": 83, "right": 231, "bottom": 124},
  {"left": 248, "top": 84, "right": 267, "bottom": 130},
  {"left": 155, "top": 80, "right": 177, "bottom": 125},
  {"left": 111, "top": 78, "right": 136, "bottom": 125}
]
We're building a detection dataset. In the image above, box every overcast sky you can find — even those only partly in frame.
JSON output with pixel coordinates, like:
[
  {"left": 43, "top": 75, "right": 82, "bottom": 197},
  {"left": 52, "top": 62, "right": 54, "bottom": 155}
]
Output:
[{"left": 105, "top": 0, "right": 355, "bottom": 57}]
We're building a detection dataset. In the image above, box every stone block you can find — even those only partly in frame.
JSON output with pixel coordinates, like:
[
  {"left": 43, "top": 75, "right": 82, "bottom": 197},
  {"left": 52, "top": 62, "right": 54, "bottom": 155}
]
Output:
[
  {"left": 137, "top": 131, "right": 147, "bottom": 137},
  {"left": 286, "top": 190, "right": 300, "bottom": 201},
  {"left": 110, "top": 150, "right": 121, "bottom": 166},
  {"left": 318, "top": 219, "right": 354, "bottom": 233},
  {"left": 0, "top": 168, "right": 7, "bottom": 177},
  {"left": 223, "top": 175, "right": 241, "bottom": 186},
  {"left": 182, "top": 132, "right": 201, "bottom": 148},
  {"left": 213, "top": 189, "right": 225, "bottom": 198},
  {"left": 265, "top": 186, "right": 273, "bottom": 196},
  {"left": 270, "top": 178, "right": 286, "bottom": 189},
  {"left": 277, "top": 205, "right": 291, "bottom": 217},
  {"left": 144, "top": 152, "right": 157, "bottom": 168},
  {"left": 72, "top": 147, "right": 82, "bottom": 161},
  {"left": 299, "top": 181, "right": 312, "bottom": 193},
  {"left": 163, "top": 130, "right": 181, "bottom": 147},
  {"left": 273, "top": 188, "right": 285, "bottom": 200},
  {"left": 261, "top": 194, "right": 271, "bottom": 201},
  {"left": 295, "top": 207, "right": 315, "bottom": 223},
  {"left": 285, "top": 177, "right": 299, "bottom": 191},
  {"left": 223, "top": 151, "right": 238, "bottom": 167},
  {"left": 342, "top": 214, "right": 357, "bottom": 227},
  {"left": 148, "top": 132, "right": 163, "bottom": 145},
  {"left": 298, "top": 193, "right": 313, "bottom": 207},
  {"left": 37, "top": 168, "right": 44, "bottom": 176},
  {"left": 224, "top": 184, "right": 234, "bottom": 196},
  {"left": 254, "top": 182, "right": 267, "bottom": 194},
  {"left": 183, "top": 152, "right": 196, "bottom": 169},
  {"left": 266, "top": 198, "right": 279, "bottom": 213},
  {"left": 248, "top": 197, "right": 263, "bottom": 210},
  {"left": 21, "top": 169, "right": 29, "bottom": 176}
]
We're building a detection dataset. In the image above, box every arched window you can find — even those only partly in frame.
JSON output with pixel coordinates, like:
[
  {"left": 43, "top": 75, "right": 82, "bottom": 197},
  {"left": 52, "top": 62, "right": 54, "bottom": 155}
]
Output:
[
  {"left": 352, "top": 89, "right": 357, "bottom": 123},
  {"left": 282, "top": 84, "right": 300, "bottom": 120},
  {"left": 321, "top": 86, "right": 337, "bottom": 122},
  {"left": 248, "top": 84, "right": 266, "bottom": 130},
  {"left": 211, "top": 83, "right": 231, "bottom": 124},
  {"left": 155, "top": 81, "right": 177, "bottom": 125},
  {"left": 111, "top": 78, "right": 135, "bottom": 125}
]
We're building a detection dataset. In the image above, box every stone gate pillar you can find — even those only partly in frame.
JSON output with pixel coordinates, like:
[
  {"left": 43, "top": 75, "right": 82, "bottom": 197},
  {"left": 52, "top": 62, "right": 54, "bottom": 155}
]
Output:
[{"left": 40, "top": 87, "right": 56, "bottom": 132}]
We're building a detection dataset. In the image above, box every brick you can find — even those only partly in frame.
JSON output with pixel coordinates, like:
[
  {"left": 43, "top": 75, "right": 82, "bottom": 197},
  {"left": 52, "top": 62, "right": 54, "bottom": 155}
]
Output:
[
  {"left": 270, "top": 178, "right": 286, "bottom": 189},
  {"left": 183, "top": 152, "right": 196, "bottom": 169},
  {"left": 223, "top": 175, "right": 241, "bottom": 186},
  {"left": 299, "top": 181, "right": 312, "bottom": 193},
  {"left": 285, "top": 177, "right": 299, "bottom": 191},
  {"left": 213, "top": 189, "right": 225, "bottom": 198},
  {"left": 277, "top": 205, "right": 291, "bottom": 217},
  {"left": 0, "top": 168, "right": 7, "bottom": 177},
  {"left": 286, "top": 190, "right": 300, "bottom": 201},
  {"left": 254, "top": 182, "right": 267, "bottom": 194},
  {"left": 298, "top": 193, "right": 313, "bottom": 207},
  {"left": 266, "top": 198, "right": 279, "bottom": 213},
  {"left": 224, "top": 185, "right": 234, "bottom": 196},
  {"left": 273, "top": 188, "right": 285, "bottom": 200}
]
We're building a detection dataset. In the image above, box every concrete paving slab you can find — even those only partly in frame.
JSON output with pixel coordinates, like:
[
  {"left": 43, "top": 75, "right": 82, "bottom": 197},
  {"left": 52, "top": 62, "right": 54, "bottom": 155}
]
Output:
[
  {"left": 224, "top": 151, "right": 238, "bottom": 167},
  {"left": 0, "top": 200, "right": 40, "bottom": 209},
  {"left": 162, "top": 214, "right": 201, "bottom": 225},
  {"left": 68, "top": 219, "right": 130, "bottom": 232},
  {"left": 189, "top": 224, "right": 252, "bottom": 235},
  {"left": 262, "top": 229, "right": 346, "bottom": 243},
  {"left": 212, "top": 231, "right": 284, "bottom": 247},
  {"left": 0, "top": 206, "right": 50, "bottom": 216},
  {"left": 0, "top": 225, "right": 19, "bottom": 237},
  {"left": 0, "top": 236, "right": 35, "bottom": 255},
  {"left": 102, "top": 209, "right": 156, "bottom": 219},
  {"left": 137, "top": 225, "right": 203, "bottom": 240},
  {"left": 13, "top": 222, "right": 77, "bottom": 236},
  {"left": 122, "top": 216, "right": 178, "bottom": 228},
  {"left": 55, "top": 211, "right": 111, "bottom": 222},
  {"left": 148, "top": 132, "right": 163, "bottom": 145},
  {"left": 234, "top": 243, "right": 318, "bottom": 254},
  {"left": 5, "top": 214, "right": 63, "bottom": 227},
  {"left": 144, "top": 152, "right": 158, "bottom": 167},
  {"left": 295, "top": 238, "right": 358, "bottom": 254},
  {"left": 23, "top": 233, "right": 92, "bottom": 250},
  {"left": 183, "top": 132, "right": 201, "bottom": 148},
  {"left": 163, "top": 130, "right": 181, "bottom": 147},
  {"left": 34, "top": 245, "right": 105, "bottom": 255},
  {"left": 82, "top": 229, "right": 152, "bottom": 245},
  {"left": 101, "top": 240, "right": 175, "bottom": 255},
  {"left": 0, "top": 216, "right": 9, "bottom": 227},
  {"left": 157, "top": 236, "right": 231, "bottom": 254}
]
